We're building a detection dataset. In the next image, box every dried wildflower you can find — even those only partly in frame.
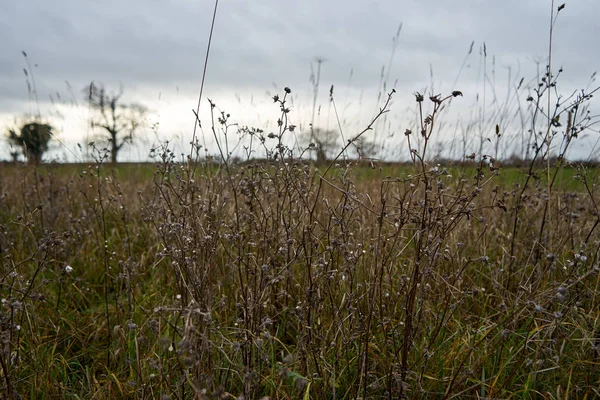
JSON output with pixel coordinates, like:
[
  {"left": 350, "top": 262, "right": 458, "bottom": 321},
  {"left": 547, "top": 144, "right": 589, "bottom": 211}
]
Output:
[
  {"left": 429, "top": 94, "right": 441, "bottom": 104},
  {"left": 126, "top": 320, "right": 138, "bottom": 331},
  {"left": 295, "top": 376, "right": 308, "bottom": 390},
  {"left": 553, "top": 311, "right": 564, "bottom": 319},
  {"left": 525, "top": 359, "right": 533, "bottom": 367},
  {"left": 183, "top": 356, "right": 195, "bottom": 367},
  {"left": 284, "top": 87, "right": 291, "bottom": 94},
  {"left": 534, "top": 304, "right": 544, "bottom": 313},
  {"left": 414, "top": 92, "right": 424, "bottom": 102}
]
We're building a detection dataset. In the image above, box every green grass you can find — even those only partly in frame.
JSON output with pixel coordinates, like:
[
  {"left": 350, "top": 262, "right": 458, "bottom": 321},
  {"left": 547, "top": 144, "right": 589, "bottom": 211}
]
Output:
[{"left": 1, "top": 159, "right": 599, "bottom": 399}]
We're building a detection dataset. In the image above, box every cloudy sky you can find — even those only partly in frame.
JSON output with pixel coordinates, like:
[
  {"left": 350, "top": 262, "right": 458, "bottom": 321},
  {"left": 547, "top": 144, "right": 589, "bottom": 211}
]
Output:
[{"left": 1, "top": 0, "right": 599, "bottom": 162}]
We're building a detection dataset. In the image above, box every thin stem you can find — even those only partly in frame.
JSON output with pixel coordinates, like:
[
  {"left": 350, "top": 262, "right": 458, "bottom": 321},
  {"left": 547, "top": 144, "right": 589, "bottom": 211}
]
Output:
[{"left": 189, "top": 0, "right": 219, "bottom": 163}]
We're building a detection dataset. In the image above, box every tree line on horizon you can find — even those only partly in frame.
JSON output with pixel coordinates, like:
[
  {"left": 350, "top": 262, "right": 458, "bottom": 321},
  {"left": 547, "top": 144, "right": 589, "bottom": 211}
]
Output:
[{"left": 5, "top": 81, "right": 146, "bottom": 165}]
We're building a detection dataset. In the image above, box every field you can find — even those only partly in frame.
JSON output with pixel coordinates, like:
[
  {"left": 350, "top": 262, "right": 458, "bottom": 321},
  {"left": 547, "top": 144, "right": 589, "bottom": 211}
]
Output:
[{"left": 1, "top": 154, "right": 599, "bottom": 399}]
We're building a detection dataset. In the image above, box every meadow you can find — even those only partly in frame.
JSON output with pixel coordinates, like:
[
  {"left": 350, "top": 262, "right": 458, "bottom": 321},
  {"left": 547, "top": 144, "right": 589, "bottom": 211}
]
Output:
[
  {"left": 2, "top": 2, "right": 600, "bottom": 397},
  {"left": 1, "top": 142, "right": 600, "bottom": 399}
]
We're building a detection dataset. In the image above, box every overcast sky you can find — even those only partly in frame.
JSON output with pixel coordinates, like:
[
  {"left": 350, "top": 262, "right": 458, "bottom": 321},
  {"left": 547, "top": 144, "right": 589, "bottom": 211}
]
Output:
[{"left": 1, "top": 0, "right": 599, "bottom": 162}]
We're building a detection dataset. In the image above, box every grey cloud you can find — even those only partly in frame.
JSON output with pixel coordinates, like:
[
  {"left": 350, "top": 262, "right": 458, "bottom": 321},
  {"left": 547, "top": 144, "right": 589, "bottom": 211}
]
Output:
[{"left": 1, "top": 0, "right": 598, "bottom": 137}]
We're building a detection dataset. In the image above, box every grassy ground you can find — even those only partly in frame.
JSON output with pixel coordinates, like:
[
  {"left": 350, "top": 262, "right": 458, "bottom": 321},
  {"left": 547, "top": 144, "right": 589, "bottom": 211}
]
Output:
[{"left": 1, "top": 158, "right": 599, "bottom": 399}]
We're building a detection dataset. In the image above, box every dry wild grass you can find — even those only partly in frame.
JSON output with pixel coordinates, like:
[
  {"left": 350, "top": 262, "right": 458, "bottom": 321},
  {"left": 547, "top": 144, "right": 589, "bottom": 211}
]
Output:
[
  {"left": 2, "top": 3, "right": 600, "bottom": 399},
  {"left": 1, "top": 73, "right": 600, "bottom": 400}
]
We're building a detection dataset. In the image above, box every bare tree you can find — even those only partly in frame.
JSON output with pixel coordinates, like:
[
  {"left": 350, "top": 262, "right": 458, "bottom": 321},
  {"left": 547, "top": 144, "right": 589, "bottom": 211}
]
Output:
[
  {"left": 306, "top": 128, "right": 338, "bottom": 164},
  {"left": 355, "top": 138, "right": 377, "bottom": 160},
  {"left": 85, "top": 82, "right": 147, "bottom": 163}
]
